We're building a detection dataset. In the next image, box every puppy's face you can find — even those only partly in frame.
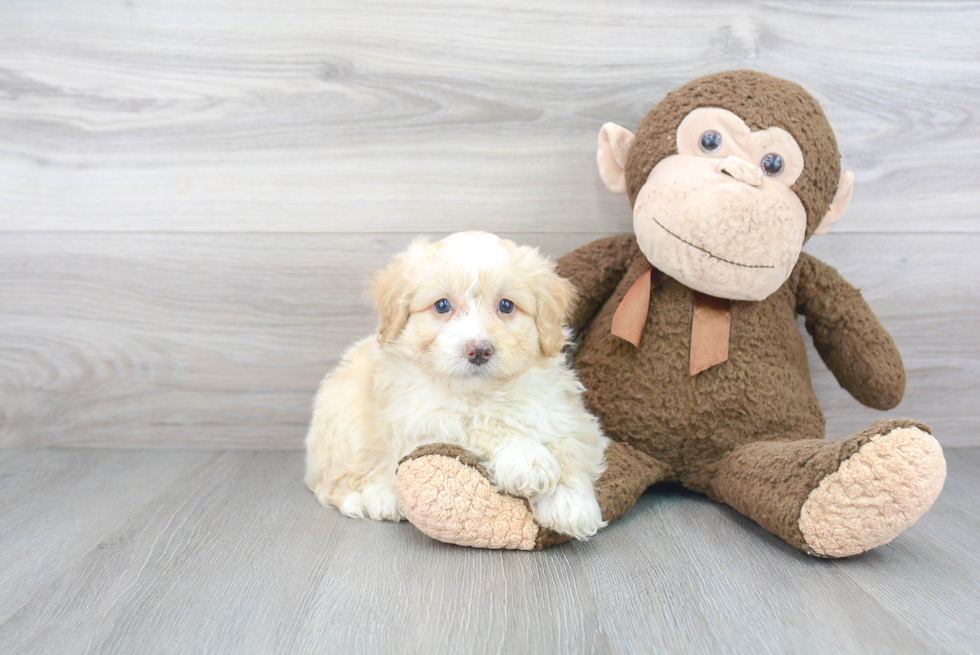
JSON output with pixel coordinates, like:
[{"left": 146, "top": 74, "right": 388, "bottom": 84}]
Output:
[{"left": 370, "top": 232, "right": 576, "bottom": 387}]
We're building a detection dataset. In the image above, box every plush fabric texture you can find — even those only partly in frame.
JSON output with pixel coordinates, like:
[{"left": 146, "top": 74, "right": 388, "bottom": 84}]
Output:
[
  {"left": 396, "top": 71, "right": 943, "bottom": 558},
  {"left": 397, "top": 445, "right": 539, "bottom": 550},
  {"left": 799, "top": 424, "right": 946, "bottom": 557},
  {"left": 529, "top": 440, "right": 671, "bottom": 549},
  {"left": 597, "top": 122, "right": 634, "bottom": 193},
  {"left": 561, "top": 235, "right": 908, "bottom": 474},
  {"left": 567, "top": 235, "right": 820, "bottom": 474},
  {"left": 591, "top": 440, "right": 672, "bottom": 523},
  {"left": 396, "top": 441, "right": 670, "bottom": 550},
  {"left": 793, "top": 253, "right": 906, "bottom": 410},
  {"left": 537, "top": 232, "right": 927, "bottom": 556},
  {"left": 688, "top": 418, "right": 935, "bottom": 555},
  {"left": 625, "top": 70, "right": 841, "bottom": 240},
  {"left": 632, "top": 110, "right": 811, "bottom": 300},
  {"left": 554, "top": 235, "right": 935, "bottom": 555}
]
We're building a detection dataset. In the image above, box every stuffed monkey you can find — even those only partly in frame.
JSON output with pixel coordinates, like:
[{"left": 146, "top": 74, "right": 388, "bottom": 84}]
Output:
[{"left": 395, "top": 71, "right": 946, "bottom": 557}]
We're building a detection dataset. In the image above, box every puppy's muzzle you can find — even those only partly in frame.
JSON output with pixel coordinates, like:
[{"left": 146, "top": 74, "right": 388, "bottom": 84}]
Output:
[{"left": 464, "top": 340, "right": 494, "bottom": 366}]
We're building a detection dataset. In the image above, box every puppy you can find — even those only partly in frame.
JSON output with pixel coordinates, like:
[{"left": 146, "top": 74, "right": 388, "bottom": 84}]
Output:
[{"left": 304, "top": 231, "right": 609, "bottom": 539}]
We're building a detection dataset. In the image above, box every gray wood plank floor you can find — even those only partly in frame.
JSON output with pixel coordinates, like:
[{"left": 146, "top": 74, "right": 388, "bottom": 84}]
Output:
[{"left": 1, "top": 448, "right": 977, "bottom": 655}]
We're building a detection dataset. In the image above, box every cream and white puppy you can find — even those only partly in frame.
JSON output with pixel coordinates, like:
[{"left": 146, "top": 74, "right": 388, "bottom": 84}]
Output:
[{"left": 305, "top": 231, "right": 609, "bottom": 540}]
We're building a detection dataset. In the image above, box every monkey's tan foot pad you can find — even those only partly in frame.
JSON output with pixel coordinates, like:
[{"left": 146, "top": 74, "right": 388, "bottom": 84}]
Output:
[
  {"left": 799, "top": 422, "right": 946, "bottom": 558},
  {"left": 396, "top": 443, "right": 569, "bottom": 550}
]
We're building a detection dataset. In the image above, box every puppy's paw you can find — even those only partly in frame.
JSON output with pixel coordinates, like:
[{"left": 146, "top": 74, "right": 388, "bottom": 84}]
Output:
[
  {"left": 531, "top": 484, "right": 606, "bottom": 540},
  {"left": 491, "top": 442, "right": 561, "bottom": 497},
  {"left": 340, "top": 484, "right": 403, "bottom": 522}
]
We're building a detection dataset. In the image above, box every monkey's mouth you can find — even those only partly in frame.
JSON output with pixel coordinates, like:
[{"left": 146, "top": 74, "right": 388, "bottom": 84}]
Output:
[{"left": 650, "top": 216, "right": 775, "bottom": 270}]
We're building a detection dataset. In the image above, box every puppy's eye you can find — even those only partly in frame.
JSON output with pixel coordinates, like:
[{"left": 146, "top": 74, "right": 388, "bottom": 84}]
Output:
[
  {"left": 434, "top": 298, "right": 452, "bottom": 314},
  {"left": 699, "top": 130, "right": 722, "bottom": 153},
  {"left": 498, "top": 299, "right": 514, "bottom": 314}
]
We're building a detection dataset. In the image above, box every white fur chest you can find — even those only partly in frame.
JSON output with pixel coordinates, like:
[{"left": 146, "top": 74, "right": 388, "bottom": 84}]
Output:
[{"left": 374, "top": 354, "right": 582, "bottom": 452}]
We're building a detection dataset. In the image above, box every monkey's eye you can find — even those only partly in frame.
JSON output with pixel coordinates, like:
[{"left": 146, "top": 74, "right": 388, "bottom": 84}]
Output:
[
  {"left": 498, "top": 299, "right": 514, "bottom": 314},
  {"left": 699, "top": 130, "right": 722, "bottom": 153},
  {"left": 434, "top": 298, "right": 452, "bottom": 314},
  {"left": 761, "top": 153, "right": 784, "bottom": 176}
]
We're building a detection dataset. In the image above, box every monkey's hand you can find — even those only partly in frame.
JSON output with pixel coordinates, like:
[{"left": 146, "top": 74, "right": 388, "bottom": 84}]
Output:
[
  {"left": 556, "top": 234, "right": 639, "bottom": 335},
  {"left": 792, "top": 252, "right": 906, "bottom": 410}
]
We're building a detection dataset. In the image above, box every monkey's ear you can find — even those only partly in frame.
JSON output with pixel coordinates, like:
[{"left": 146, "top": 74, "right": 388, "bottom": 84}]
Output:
[
  {"left": 814, "top": 170, "right": 854, "bottom": 235},
  {"left": 597, "top": 123, "right": 635, "bottom": 194}
]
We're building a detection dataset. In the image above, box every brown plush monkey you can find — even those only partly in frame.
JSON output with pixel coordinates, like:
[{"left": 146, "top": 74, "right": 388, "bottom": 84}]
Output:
[{"left": 395, "top": 71, "right": 946, "bottom": 557}]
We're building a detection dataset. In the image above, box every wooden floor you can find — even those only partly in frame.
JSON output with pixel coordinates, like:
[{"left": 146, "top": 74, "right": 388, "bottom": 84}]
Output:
[{"left": 0, "top": 447, "right": 977, "bottom": 654}]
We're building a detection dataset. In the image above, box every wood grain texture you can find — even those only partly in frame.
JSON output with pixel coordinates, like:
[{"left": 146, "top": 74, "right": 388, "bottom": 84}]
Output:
[
  {"left": 1, "top": 0, "right": 978, "bottom": 450},
  {"left": 0, "top": 448, "right": 977, "bottom": 654},
  {"left": 1, "top": 0, "right": 979, "bottom": 234},
  {"left": 0, "top": 449, "right": 219, "bottom": 619},
  {"left": 2, "top": 231, "right": 977, "bottom": 448},
  {"left": 0, "top": 231, "right": 599, "bottom": 448}
]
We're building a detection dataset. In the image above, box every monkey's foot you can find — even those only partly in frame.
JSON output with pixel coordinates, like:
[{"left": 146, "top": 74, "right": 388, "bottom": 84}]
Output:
[
  {"left": 799, "top": 420, "right": 946, "bottom": 558},
  {"left": 396, "top": 444, "right": 567, "bottom": 550}
]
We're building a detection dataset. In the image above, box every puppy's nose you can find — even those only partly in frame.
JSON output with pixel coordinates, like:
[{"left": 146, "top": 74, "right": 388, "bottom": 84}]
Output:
[{"left": 464, "top": 340, "right": 494, "bottom": 365}]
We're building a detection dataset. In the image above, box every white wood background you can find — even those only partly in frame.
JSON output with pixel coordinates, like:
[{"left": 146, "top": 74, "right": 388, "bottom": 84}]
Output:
[{"left": 1, "top": 0, "right": 978, "bottom": 448}]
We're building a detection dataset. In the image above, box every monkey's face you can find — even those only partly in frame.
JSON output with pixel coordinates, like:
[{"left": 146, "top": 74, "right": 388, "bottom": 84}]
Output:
[
  {"left": 597, "top": 72, "right": 854, "bottom": 302},
  {"left": 632, "top": 108, "right": 807, "bottom": 301}
]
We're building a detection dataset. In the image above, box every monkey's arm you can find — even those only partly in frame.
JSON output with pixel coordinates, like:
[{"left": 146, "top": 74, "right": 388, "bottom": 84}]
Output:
[
  {"left": 792, "top": 252, "right": 906, "bottom": 410},
  {"left": 556, "top": 234, "right": 638, "bottom": 334}
]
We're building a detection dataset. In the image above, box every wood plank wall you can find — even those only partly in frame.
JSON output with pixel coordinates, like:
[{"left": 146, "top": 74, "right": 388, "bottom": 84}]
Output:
[{"left": 2, "top": 0, "right": 978, "bottom": 448}]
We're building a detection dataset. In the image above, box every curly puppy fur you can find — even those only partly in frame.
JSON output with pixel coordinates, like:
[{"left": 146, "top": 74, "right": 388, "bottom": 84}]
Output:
[{"left": 305, "top": 232, "right": 609, "bottom": 539}]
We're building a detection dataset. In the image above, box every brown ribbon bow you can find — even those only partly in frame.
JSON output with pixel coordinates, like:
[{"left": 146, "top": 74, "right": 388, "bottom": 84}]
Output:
[{"left": 611, "top": 266, "right": 731, "bottom": 376}]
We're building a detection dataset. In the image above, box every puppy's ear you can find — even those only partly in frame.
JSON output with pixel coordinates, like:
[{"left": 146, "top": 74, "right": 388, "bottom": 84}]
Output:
[
  {"left": 369, "top": 238, "right": 426, "bottom": 345},
  {"left": 534, "top": 263, "right": 578, "bottom": 358}
]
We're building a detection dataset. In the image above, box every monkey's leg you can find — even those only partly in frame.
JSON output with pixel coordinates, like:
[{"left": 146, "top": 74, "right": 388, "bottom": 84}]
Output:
[
  {"left": 396, "top": 441, "right": 670, "bottom": 550},
  {"left": 690, "top": 419, "right": 946, "bottom": 557}
]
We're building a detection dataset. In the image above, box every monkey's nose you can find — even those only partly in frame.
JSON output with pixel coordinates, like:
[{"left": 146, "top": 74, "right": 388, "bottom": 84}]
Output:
[
  {"left": 719, "top": 155, "right": 763, "bottom": 187},
  {"left": 464, "top": 340, "right": 494, "bottom": 365}
]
